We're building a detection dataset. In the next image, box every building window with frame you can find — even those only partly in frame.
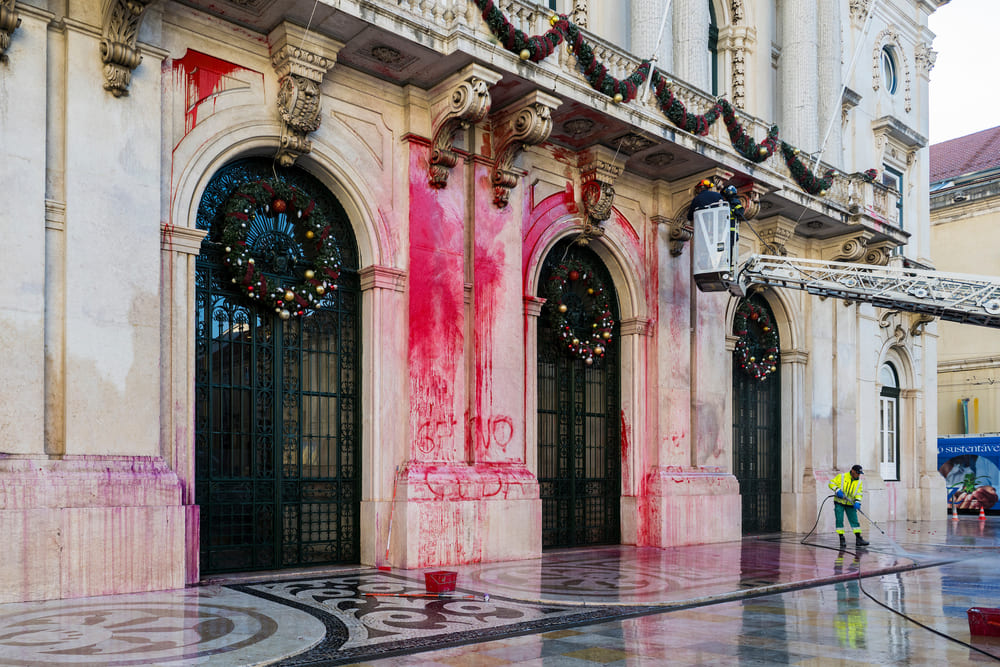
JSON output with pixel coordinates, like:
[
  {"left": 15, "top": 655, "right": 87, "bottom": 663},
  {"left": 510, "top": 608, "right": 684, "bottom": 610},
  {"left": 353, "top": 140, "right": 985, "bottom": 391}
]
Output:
[
  {"left": 708, "top": 1, "right": 719, "bottom": 96},
  {"left": 881, "top": 46, "right": 898, "bottom": 95},
  {"left": 882, "top": 165, "right": 905, "bottom": 256},
  {"left": 879, "top": 363, "right": 901, "bottom": 482}
]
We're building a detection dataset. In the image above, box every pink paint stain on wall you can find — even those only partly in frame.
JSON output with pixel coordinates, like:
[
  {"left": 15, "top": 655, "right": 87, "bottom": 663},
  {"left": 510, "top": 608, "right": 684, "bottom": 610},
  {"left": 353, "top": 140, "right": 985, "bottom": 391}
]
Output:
[
  {"left": 620, "top": 409, "right": 631, "bottom": 491},
  {"left": 408, "top": 145, "right": 465, "bottom": 461},
  {"left": 172, "top": 50, "right": 260, "bottom": 138}
]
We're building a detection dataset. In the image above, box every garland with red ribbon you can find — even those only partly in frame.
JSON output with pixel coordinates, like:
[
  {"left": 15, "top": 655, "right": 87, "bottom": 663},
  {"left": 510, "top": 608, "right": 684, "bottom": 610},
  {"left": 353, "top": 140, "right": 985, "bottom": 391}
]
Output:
[
  {"left": 219, "top": 179, "right": 342, "bottom": 319},
  {"left": 470, "top": 0, "right": 843, "bottom": 196},
  {"left": 545, "top": 259, "right": 614, "bottom": 364},
  {"left": 733, "top": 300, "right": 779, "bottom": 381}
]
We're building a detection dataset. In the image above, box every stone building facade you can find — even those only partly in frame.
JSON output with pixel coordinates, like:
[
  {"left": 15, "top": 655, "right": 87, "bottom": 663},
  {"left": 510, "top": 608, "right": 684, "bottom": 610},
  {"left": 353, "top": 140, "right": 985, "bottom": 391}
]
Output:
[{"left": 0, "top": 0, "right": 947, "bottom": 603}]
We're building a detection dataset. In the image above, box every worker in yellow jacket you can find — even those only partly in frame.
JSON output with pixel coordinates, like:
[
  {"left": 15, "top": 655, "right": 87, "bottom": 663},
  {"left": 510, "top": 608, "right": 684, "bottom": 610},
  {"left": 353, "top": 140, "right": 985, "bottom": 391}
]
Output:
[{"left": 828, "top": 465, "right": 869, "bottom": 548}]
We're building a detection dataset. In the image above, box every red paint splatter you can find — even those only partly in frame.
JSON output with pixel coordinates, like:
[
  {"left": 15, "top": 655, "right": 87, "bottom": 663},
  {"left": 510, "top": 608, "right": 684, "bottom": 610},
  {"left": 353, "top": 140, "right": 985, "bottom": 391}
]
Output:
[
  {"left": 408, "top": 145, "right": 464, "bottom": 461},
  {"left": 172, "top": 50, "right": 260, "bottom": 138}
]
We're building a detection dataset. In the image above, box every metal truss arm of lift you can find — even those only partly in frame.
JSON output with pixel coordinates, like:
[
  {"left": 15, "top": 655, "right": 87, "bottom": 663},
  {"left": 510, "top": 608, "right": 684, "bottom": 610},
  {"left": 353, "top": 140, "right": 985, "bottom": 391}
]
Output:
[
  {"left": 689, "top": 203, "right": 1000, "bottom": 328},
  {"left": 734, "top": 255, "right": 1000, "bottom": 329}
]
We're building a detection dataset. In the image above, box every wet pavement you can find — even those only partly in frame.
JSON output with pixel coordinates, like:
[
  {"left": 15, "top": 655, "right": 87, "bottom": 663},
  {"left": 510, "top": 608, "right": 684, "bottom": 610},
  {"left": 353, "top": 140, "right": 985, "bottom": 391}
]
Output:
[{"left": 0, "top": 519, "right": 996, "bottom": 665}]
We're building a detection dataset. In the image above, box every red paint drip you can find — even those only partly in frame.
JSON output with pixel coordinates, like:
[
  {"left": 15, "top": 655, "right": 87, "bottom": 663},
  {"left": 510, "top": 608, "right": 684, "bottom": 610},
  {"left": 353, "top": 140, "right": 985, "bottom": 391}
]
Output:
[{"left": 172, "top": 50, "right": 259, "bottom": 138}]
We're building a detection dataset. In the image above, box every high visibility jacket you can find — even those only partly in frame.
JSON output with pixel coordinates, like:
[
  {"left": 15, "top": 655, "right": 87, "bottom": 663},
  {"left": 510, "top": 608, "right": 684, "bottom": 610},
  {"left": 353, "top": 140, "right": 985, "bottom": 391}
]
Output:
[{"left": 829, "top": 472, "right": 863, "bottom": 506}]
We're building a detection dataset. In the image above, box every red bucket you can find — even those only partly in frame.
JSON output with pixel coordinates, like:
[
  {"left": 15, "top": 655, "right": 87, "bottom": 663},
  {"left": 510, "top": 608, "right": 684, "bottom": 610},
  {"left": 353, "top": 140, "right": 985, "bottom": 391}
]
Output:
[
  {"left": 425, "top": 570, "right": 457, "bottom": 593},
  {"left": 968, "top": 608, "right": 1000, "bottom": 636}
]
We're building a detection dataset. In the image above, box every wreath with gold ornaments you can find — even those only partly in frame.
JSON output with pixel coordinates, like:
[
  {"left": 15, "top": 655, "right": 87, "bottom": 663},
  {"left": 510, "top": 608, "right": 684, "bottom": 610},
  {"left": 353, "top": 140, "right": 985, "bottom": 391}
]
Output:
[
  {"left": 733, "top": 300, "right": 779, "bottom": 380},
  {"left": 545, "top": 258, "right": 614, "bottom": 364},
  {"left": 219, "top": 179, "right": 342, "bottom": 319}
]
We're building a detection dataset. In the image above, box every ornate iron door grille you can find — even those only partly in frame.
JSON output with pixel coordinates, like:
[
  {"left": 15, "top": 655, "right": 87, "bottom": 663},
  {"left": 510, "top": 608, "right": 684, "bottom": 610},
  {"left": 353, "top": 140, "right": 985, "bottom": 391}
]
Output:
[
  {"left": 732, "top": 296, "right": 781, "bottom": 534},
  {"left": 537, "top": 243, "right": 621, "bottom": 548},
  {"left": 194, "top": 159, "right": 360, "bottom": 574}
]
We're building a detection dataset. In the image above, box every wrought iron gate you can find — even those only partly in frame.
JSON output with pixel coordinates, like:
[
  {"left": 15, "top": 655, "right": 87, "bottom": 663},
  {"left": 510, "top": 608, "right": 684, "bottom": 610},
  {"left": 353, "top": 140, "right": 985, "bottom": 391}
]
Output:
[
  {"left": 732, "top": 295, "right": 781, "bottom": 534},
  {"left": 537, "top": 242, "right": 621, "bottom": 548},
  {"left": 194, "top": 159, "right": 360, "bottom": 574}
]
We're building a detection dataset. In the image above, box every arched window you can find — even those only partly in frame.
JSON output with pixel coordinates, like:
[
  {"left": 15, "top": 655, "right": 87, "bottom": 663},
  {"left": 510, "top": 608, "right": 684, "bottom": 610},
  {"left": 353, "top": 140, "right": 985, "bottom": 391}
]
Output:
[
  {"left": 879, "top": 363, "right": 900, "bottom": 481},
  {"left": 708, "top": 1, "right": 719, "bottom": 95}
]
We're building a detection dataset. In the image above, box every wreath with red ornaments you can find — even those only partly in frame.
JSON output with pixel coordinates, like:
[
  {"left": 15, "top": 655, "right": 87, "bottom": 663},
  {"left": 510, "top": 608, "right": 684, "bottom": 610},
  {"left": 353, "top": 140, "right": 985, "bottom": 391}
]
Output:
[
  {"left": 545, "top": 258, "right": 614, "bottom": 364},
  {"left": 733, "top": 299, "right": 779, "bottom": 380},
  {"left": 219, "top": 179, "right": 342, "bottom": 319}
]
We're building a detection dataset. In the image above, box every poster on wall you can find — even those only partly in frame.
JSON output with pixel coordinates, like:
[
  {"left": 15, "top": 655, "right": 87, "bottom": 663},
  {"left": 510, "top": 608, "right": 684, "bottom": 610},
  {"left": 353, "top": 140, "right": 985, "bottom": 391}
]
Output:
[{"left": 938, "top": 435, "right": 1000, "bottom": 512}]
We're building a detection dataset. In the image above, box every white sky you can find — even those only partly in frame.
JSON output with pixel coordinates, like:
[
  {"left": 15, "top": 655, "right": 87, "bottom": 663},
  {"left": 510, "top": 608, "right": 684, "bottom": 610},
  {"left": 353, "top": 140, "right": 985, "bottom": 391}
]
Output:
[{"left": 928, "top": 0, "right": 1000, "bottom": 145}]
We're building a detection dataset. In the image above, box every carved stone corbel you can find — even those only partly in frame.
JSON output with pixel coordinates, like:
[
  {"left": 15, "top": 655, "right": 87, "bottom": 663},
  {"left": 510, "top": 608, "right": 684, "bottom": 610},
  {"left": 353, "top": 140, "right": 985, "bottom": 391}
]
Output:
[
  {"left": 863, "top": 241, "right": 895, "bottom": 266},
  {"left": 910, "top": 313, "right": 935, "bottom": 337},
  {"left": 754, "top": 217, "right": 796, "bottom": 256},
  {"left": 428, "top": 65, "right": 501, "bottom": 188},
  {"left": 0, "top": 0, "right": 20, "bottom": 65},
  {"left": 578, "top": 148, "right": 621, "bottom": 240},
  {"left": 656, "top": 214, "right": 693, "bottom": 257},
  {"left": 490, "top": 91, "right": 561, "bottom": 208},
  {"left": 269, "top": 22, "right": 341, "bottom": 167},
  {"left": 100, "top": 0, "right": 153, "bottom": 96},
  {"left": 737, "top": 183, "right": 767, "bottom": 221},
  {"left": 821, "top": 231, "right": 874, "bottom": 263}
]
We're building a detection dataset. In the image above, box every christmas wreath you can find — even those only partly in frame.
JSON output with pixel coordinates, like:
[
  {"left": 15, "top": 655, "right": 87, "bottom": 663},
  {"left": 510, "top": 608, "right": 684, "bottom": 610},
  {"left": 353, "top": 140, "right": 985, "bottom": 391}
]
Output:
[
  {"left": 545, "top": 259, "right": 614, "bottom": 364},
  {"left": 219, "top": 179, "right": 342, "bottom": 319},
  {"left": 733, "top": 300, "right": 779, "bottom": 380}
]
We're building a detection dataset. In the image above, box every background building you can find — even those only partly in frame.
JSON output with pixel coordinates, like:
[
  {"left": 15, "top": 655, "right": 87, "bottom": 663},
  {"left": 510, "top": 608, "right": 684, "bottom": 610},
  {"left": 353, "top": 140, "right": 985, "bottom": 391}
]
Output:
[
  {"left": 0, "top": 0, "right": 947, "bottom": 603},
  {"left": 931, "top": 126, "right": 1000, "bottom": 435},
  {"left": 930, "top": 126, "right": 1000, "bottom": 513}
]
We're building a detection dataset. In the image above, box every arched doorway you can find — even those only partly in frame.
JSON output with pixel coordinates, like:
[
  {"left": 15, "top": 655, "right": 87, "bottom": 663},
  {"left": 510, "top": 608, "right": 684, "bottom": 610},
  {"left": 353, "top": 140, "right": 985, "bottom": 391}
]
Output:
[
  {"left": 194, "top": 158, "right": 361, "bottom": 574},
  {"left": 732, "top": 295, "right": 781, "bottom": 534},
  {"left": 536, "top": 239, "right": 621, "bottom": 548}
]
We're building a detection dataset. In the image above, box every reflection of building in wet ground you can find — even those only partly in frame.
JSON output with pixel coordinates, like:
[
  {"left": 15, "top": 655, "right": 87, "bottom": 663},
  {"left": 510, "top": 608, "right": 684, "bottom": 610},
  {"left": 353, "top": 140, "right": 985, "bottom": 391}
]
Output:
[{"left": 0, "top": 521, "right": 996, "bottom": 666}]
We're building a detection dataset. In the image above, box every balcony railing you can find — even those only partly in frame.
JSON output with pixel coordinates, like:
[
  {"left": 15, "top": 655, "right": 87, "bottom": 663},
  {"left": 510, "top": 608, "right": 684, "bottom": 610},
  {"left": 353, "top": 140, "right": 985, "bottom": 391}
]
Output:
[{"left": 356, "top": 0, "right": 899, "bottom": 228}]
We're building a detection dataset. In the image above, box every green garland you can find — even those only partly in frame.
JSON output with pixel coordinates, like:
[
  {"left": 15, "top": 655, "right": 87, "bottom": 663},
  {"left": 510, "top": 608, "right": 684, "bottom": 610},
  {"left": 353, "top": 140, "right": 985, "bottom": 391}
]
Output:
[
  {"left": 545, "top": 259, "right": 614, "bottom": 364},
  {"left": 470, "top": 0, "right": 848, "bottom": 195},
  {"left": 220, "top": 179, "right": 342, "bottom": 319},
  {"left": 733, "top": 300, "right": 779, "bottom": 381}
]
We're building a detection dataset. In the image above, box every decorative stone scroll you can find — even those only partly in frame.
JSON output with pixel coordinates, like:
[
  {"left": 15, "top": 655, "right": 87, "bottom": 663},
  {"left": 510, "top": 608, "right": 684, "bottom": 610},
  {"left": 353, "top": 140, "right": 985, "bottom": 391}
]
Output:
[
  {"left": 100, "top": 0, "right": 154, "bottom": 96},
  {"left": 268, "top": 22, "right": 341, "bottom": 167},
  {"left": 657, "top": 214, "right": 692, "bottom": 258},
  {"left": 428, "top": 65, "right": 501, "bottom": 188},
  {"left": 0, "top": 0, "right": 19, "bottom": 64},
  {"left": 578, "top": 149, "right": 621, "bottom": 241},
  {"left": 490, "top": 91, "right": 561, "bottom": 208}
]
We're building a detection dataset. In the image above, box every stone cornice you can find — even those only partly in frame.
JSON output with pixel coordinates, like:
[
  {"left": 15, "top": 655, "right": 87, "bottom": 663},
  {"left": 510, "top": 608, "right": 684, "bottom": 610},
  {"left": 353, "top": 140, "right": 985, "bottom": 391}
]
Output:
[
  {"left": 161, "top": 224, "right": 207, "bottom": 255},
  {"left": 359, "top": 265, "right": 406, "bottom": 292},
  {"left": 939, "top": 356, "right": 1000, "bottom": 373}
]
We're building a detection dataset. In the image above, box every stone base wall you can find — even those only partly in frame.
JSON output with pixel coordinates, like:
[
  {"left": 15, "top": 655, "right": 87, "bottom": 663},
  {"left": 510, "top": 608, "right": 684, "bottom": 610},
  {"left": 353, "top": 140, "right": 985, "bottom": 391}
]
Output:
[
  {"left": 640, "top": 466, "right": 741, "bottom": 546},
  {"left": 378, "top": 462, "right": 540, "bottom": 569},
  {"left": 0, "top": 456, "right": 187, "bottom": 602}
]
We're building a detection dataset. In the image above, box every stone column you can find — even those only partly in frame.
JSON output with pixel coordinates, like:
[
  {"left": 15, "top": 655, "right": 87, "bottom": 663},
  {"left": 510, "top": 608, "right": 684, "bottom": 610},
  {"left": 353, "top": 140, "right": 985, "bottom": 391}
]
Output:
[
  {"left": 778, "top": 1, "right": 819, "bottom": 151},
  {"left": 672, "top": 0, "right": 710, "bottom": 92},
  {"left": 631, "top": 0, "right": 671, "bottom": 68},
  {"left": 817, "top": 0, "right": 843, "bottom": 165}
]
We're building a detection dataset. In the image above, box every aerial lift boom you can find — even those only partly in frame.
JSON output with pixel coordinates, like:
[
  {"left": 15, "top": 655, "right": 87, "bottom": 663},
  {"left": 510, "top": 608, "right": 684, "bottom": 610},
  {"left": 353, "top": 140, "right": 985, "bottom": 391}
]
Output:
[{"left": 691, "top": 203, "right": 1000, "bottom": 329}]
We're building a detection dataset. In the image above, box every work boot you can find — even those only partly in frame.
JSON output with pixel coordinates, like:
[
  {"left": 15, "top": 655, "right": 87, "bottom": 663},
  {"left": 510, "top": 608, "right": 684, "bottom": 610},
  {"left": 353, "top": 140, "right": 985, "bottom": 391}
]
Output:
[
  {"left": 855, "top": 534, "right": 869, "bottom": 547},
  {"left": 839, "top": 534, "right": 846, "bottom": 549}
]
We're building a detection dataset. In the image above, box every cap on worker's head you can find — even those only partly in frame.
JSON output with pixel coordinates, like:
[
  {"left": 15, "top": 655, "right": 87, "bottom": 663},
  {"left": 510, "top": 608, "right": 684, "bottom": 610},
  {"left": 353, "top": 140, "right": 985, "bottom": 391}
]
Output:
[
  {"left": 699, "top": 179, "right": 714, "bottom": 189},
  {"left": 851, "top": 464, "right": 863, "bottom": 474}
]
